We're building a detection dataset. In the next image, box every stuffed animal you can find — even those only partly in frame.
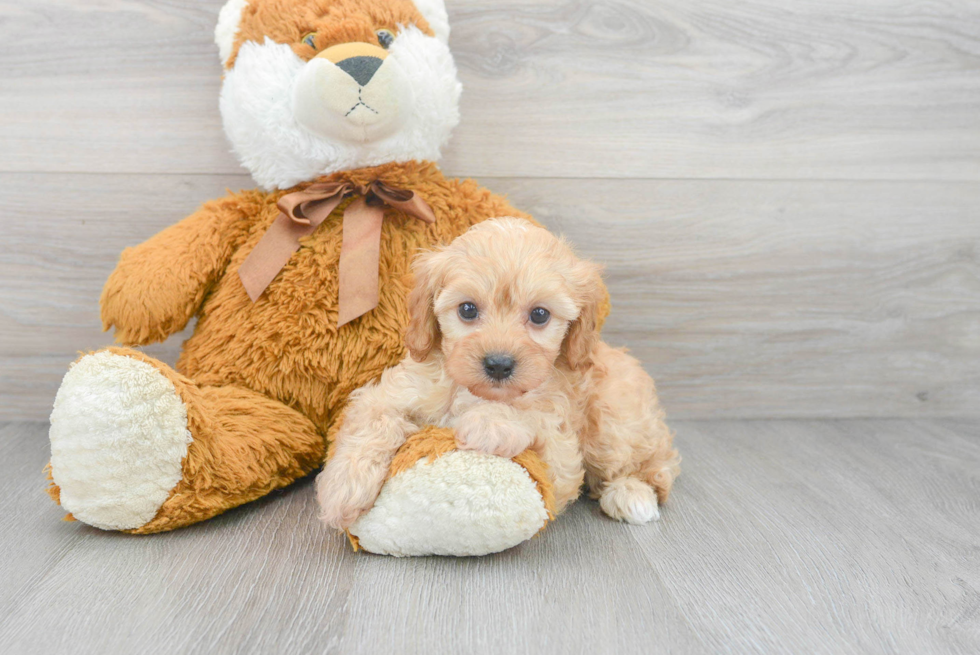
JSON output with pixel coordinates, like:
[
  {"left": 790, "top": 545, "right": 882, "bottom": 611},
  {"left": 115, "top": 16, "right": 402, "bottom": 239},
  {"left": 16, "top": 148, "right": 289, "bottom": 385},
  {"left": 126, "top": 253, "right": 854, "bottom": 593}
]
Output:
[{"left": 44, "top": 0, "right": 599, "bottom": 555}]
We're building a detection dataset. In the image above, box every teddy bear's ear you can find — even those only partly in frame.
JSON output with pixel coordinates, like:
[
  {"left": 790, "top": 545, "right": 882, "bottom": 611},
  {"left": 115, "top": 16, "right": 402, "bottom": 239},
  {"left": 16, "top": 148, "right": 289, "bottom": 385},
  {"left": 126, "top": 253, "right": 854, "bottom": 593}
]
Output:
[
  {"left": 413, "top": 0, "right": 450, "bottom": 44},
  {"left": 215, "top": 0, "right": 249, "bottom": 68}
]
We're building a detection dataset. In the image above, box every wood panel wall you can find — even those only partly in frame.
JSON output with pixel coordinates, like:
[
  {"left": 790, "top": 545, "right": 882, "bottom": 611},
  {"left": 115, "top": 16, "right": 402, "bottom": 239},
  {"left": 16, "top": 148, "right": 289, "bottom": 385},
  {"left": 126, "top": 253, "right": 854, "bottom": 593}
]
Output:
[{"left": 1, "top": 0, "right": 978, "bottom": 420}]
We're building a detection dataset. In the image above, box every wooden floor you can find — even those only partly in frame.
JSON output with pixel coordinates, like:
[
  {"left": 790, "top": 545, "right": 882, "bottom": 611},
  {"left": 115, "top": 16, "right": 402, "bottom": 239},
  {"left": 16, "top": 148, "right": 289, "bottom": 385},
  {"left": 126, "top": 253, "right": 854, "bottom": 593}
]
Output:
[
  {"left": 1, "top": 2, "right": 978, "bottom": 652},
  {"left": 2, "top": 419, "right": 978, "bottom": 654}
]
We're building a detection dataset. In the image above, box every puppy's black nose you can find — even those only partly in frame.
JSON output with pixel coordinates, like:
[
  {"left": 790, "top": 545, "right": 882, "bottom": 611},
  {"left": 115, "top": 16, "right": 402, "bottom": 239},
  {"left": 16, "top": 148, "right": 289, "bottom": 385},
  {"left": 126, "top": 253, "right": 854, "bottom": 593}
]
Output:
[
  {"left": 335, "top": 56, "right": 383, "bottom": 86},
  {"left": 483, "top": 354, "right": 516, "bottom": 381}
]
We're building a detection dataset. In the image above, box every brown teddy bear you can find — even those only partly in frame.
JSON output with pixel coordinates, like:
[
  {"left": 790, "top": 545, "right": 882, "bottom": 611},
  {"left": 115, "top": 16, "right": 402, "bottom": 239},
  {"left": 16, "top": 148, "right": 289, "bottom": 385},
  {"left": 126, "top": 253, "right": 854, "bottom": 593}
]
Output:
[{"left": 45, "top": 0, "right": 591, "bottom": 555}]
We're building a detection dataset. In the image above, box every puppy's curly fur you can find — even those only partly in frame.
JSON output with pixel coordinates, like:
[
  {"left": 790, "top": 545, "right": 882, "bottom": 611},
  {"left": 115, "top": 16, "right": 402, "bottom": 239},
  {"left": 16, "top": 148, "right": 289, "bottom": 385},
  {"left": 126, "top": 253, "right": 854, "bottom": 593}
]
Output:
[{"left": 316, "top": 218, "right": 680, "bottom": 529}]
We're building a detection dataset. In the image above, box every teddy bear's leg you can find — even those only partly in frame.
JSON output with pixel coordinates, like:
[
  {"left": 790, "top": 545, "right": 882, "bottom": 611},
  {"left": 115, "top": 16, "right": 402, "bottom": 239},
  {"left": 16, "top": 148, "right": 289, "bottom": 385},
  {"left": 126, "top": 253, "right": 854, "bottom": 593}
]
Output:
[
  {"left": 47, "top": 347, "right": 324, "bottom": 534},
  {"left": 347, "top": 428, "right": 556, "bottom": 557}
]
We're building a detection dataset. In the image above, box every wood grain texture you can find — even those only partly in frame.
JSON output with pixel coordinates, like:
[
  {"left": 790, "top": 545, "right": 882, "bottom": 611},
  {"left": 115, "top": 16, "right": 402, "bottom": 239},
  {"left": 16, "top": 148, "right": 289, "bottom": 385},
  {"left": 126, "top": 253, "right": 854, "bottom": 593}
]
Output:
[
  {"left": 1, "top": 0, "right": 978, "bottom": 417},
  {"left": 0, "top": 0, "right": 978, "bottom": 179},
  {"left": 2, "top": 173, "right": 978, "bottom": 420},
  {"left": 1, "top": 419, "right": 978, "bottom": 654}
]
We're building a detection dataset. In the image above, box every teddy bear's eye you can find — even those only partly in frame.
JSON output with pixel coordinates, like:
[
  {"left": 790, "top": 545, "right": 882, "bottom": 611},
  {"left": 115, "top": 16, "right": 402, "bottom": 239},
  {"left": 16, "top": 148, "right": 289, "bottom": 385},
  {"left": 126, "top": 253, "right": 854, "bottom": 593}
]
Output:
[
  {"left": 376, "top": 29, "right": 395, "bottom": 49},
  {"left": 458, "top": 302, "right": 479, "bottom": 321},
  {"left": 302, "top": 33, "right": 317, "bottom": 49}
]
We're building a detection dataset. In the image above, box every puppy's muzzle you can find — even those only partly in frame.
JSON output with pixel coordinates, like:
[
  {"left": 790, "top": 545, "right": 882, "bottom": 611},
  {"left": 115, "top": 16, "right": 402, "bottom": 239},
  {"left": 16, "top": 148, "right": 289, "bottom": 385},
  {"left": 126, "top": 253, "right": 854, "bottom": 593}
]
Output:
[{"left": 483, "top": 354, "right": 516, "bottom": 381}]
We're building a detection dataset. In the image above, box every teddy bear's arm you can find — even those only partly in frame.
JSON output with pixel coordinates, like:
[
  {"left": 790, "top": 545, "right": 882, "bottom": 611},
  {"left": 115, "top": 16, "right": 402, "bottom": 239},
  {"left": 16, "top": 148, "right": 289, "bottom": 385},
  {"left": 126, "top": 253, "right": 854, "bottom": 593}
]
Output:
[{"left": 100, "top": 195, "right": 251, "bottom": 346}]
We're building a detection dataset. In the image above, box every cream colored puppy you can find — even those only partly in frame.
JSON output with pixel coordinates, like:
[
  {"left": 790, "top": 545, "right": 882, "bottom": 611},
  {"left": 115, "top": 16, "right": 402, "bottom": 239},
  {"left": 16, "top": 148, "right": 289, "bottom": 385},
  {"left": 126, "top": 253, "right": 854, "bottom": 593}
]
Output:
[{"left": 316, "top": 218, "right": 680, "bottom": 530}]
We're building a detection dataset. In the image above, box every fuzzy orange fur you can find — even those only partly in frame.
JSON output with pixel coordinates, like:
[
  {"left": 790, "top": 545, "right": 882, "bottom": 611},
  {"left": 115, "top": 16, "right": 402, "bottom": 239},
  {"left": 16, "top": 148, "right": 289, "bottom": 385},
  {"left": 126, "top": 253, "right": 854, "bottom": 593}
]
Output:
[
  {"left": 227, "top": 0, "right": 433, "bottom": 68},
  {"left": 386, "top": 426, "right": 459, "bottom": 477}
]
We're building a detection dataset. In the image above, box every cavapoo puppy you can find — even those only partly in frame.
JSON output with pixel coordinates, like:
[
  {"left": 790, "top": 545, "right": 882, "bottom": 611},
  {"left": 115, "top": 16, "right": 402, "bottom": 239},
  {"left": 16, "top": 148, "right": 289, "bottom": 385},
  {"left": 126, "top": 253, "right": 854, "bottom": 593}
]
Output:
[{"left": 316, "top": 218, "right": 680, "bottom": 530}]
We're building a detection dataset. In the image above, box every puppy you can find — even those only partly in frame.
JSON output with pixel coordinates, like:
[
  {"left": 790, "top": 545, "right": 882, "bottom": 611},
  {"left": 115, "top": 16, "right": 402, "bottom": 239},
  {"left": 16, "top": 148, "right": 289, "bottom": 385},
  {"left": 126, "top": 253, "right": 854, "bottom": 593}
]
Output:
[{"left": 316, "top": 218, "right": 680, "bottom": 530}]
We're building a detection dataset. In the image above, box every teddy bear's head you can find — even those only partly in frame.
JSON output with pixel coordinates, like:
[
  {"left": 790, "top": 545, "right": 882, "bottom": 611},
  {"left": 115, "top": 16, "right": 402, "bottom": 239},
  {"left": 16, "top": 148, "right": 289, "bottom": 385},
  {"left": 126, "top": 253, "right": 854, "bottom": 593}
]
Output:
[{"left": 215, "top": 0, "right": 460, "bottom": 190}]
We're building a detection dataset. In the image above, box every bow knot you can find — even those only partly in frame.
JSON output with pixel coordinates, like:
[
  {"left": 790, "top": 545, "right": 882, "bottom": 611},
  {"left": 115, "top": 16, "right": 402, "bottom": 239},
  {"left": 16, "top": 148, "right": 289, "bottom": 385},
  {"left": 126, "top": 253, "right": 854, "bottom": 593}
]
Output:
[{"left": 238, "top": 179, "right": 436, "bottom": 326}]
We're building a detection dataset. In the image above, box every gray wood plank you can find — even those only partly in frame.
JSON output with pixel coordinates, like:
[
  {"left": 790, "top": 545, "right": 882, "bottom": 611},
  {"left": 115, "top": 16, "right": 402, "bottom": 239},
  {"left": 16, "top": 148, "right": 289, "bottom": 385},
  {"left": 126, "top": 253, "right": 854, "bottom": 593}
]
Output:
[
  {"left": 1, "top": 419, "right": 978, "bottom": 654},
  {"left": 337, "top": 503, "right": 704, "bottom": 655},
  {"left": 0, "top": 429, "right": 356, "bottom": 655},
  {"left": 638, "top": 419, "right": 980, "bottom": 654},
  {"left": 0, "top": 0, "right": 977, "bottom": 180},
  {"left": 2, "top": 173, "right": 978, "bottom": 420},
  {"left": 0, "top": 422, "right": 89, "bottom": 620},
  {"left": 517, "top": 177, "right": 980, "bottom": 419}
]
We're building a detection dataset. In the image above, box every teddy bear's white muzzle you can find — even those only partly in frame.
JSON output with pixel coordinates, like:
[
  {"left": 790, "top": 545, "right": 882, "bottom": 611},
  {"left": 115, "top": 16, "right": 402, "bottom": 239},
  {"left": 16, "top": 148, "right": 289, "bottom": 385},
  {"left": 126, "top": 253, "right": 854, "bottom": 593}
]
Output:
[{"left": 293, "top": 44, "right": 411, "bottom": 144}]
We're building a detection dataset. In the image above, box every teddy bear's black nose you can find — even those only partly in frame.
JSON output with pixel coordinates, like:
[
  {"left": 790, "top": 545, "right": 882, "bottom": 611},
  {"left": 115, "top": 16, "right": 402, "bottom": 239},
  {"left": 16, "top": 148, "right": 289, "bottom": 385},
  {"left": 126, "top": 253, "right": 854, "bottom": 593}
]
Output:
[
  {"left": 483, "top": 354, "right": 516, "bottom": 381},
  {"left": 336, "top": 56, "right": 384, "bottom": 87}
]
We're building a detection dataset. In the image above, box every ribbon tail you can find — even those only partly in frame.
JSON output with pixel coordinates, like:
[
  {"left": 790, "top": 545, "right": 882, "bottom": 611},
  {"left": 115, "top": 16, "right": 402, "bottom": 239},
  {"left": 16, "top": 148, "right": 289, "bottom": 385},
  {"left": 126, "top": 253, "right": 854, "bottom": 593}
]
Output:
[
  {"left": 371, "top": 183, "right": 437, "bottom": 225},
  {"left": 239, "top": 213, "right": 316, "bottom": 302},
  {"left": 337, "top": 198, "right": 385, "bottom": 327}
]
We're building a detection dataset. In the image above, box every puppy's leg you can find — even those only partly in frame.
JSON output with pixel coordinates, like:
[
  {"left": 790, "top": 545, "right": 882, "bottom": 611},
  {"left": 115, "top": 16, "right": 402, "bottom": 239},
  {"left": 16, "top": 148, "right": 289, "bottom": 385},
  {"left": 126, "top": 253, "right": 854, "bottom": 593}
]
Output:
[
  {"left": 456, "top": 403, "right": 584, "bottom": 513},
  {"left": 316, "top": 362, "right": 430, "bottom": 530},
  {"left": 534, "top": 418, "right": 587, "bottom": 514},
  {"left": 455, "top": 402, "right": 535, "bottom": 459},
  {"left": 582, "top": 343, "right": 680, "bottom": 524}
]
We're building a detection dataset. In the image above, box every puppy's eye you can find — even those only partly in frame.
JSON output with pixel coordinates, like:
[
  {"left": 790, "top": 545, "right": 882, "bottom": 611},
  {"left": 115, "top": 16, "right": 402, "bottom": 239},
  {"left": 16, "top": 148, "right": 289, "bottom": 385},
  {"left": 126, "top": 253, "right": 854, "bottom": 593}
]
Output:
[
  {"left": 376, "top": 29, "right": 395, "bottom": 49},
  {"left": 529, "top": 307, "right": 551, "bottom": 325},
  {"left": 458, "top": 302, "right": 479, "bottom": 321},
  {"left": 302, "top": 33, "right": 317, "bottom": 48}
]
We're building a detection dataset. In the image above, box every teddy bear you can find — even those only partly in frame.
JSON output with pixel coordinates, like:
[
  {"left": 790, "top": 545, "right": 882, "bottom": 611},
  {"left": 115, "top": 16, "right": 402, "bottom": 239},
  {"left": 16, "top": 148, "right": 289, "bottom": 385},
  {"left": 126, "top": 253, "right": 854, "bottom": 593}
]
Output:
[{"left": 45, "top": 0, "right": 603, "bottom": 556}]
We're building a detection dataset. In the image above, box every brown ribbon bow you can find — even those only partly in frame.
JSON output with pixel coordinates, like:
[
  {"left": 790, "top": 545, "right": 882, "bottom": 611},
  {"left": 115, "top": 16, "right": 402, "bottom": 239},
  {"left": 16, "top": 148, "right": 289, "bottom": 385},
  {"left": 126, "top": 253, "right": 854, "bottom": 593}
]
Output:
[{"left": 238, "top": 180, "right": 436, "bottom": 327}]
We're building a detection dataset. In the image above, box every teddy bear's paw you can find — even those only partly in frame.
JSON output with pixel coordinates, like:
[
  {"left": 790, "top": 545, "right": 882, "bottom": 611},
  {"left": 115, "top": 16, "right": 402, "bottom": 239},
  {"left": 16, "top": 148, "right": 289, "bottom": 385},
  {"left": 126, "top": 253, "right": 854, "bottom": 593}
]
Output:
[
  {"left": 49, "top": 351, "right": 192, "bottom": 531},
  {"left": 349, "top": 451, "right": 549, "bottom": 557},
  {"left": 599, "top": 477, "right": 661, "bottom": 525}
]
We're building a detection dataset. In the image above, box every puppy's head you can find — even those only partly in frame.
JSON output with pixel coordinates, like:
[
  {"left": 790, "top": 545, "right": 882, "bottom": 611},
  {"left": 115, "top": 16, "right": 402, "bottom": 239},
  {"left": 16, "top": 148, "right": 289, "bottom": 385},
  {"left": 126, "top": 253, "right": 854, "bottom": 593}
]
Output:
[
  {"left": 214, "top": 0, "right": 459, "bottom": 190},
  {"left": 406, "top": 219, "right": 605, "bottom": 402}
]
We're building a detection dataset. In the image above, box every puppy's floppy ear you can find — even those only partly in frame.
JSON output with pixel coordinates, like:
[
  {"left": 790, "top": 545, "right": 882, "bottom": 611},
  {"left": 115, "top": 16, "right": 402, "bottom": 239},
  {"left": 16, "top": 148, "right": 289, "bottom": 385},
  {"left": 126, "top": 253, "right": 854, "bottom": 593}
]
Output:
[
  {"left": 405, "top": 249, "right": 444, "bottom": 362},
  {"left": 562, "top": 259, "right": 606, "bottom": 372}
]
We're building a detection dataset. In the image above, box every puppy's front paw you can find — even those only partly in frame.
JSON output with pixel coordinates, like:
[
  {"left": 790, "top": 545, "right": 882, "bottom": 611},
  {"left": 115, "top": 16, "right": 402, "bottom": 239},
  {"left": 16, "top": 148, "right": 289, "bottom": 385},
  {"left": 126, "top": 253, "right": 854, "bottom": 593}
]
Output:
[
  {"left": 599, "top": 477, "right": 661, "bottom": 524},
  {"left": 455, "top": 411, "right": 534, "bottom": 459},
  {"left": 315, "top": 462, "right": 383, "bottom": 531}
]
